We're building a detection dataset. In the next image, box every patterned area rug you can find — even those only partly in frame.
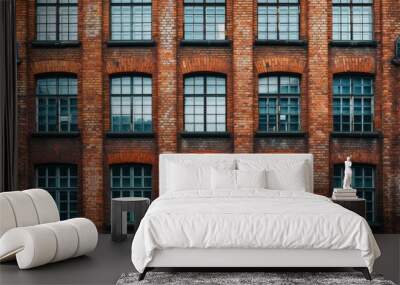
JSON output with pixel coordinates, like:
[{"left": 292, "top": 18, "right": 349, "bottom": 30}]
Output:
[{"left": 116, "top": 271, "right": 396, "bottom": 285}]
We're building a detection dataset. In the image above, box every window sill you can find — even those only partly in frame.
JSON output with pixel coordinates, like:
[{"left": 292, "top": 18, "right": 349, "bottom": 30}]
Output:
[
  {"left": 391, "top": 57, "right": 400, "bottom": 66},
  {"left": 180, "top": 132, "right": 231, "bottom": 138},
  {"left": 106, "top": 132, "right": 155, "bottom": 138},
  {"left": 254, "top": 39, "right": 307, "bottom": 47},
  {"left": 31, "top": 132, "right": 80, "bottom": 138},
  {"left": 255, "top": 131, "right": 307, "bottom": 138},
  {"left": 31, "top": 40, "right": 81, "bottom": 48},
  {"left": 180, "top": 40, "right": 231, "bottom": 47},
  {"left": 329, "top": 40, "right": 378, "bottom": 48},
  {"left": 107, "top": 40, "right": 156, "bottom": 47},
  {"left": 330, "top": 131, "right": 381, "bottom": 138}
]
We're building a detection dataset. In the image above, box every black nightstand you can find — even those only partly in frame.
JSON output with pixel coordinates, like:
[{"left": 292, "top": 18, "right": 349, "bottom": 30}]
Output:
[{"left": 332, "top": 198, "right": 366, "bottom": 219}]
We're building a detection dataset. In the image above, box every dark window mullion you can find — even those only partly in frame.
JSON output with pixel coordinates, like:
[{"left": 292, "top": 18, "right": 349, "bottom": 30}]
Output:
[
  {"left": 55, "top": 0, "right": 60, "bottom": 41},
  {"left": 203, "top": 76, "right": 207, "bottom": 131}
]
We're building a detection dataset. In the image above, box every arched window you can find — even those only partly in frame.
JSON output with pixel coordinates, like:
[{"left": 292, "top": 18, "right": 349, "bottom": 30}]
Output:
[
  {"left": 333, "top": 74, "right": 374, "bottom": 133},
  {"left": 184, "top": 74, "right": 226, "bottom": 132},
  {"left": 36, "top": 0, "right": 78, "bottom": 41},
  {"left": 257, "top": 0, "right": 300, "bottom": 40},
  {"left": 110, "top": 74, "right": 152, "bottom": 133},
  {"left": 333, "top": 164, "right": 376, "bottom": 224},
  {"left": 36, "top": 74, "right": 78, "bottom": 133},
  {"left": 258, "top": 74, "right": 300, "bottom": 132},
  {"left": 184, "top": 0, "right": 226, "bottom": 40},
  {"left": 35, "top": 164, "right": 79, "bottom": 220},
  {"left": 110, "top": 0, "right": 152, "bottom": 41}
]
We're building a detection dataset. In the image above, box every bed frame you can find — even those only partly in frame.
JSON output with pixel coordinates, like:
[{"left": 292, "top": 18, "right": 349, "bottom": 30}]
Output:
[
  {"left": 139, "top": 248, "right": 371, "bottom": 280},
  {"left": 138, "top": 154, "right": 372, "bottom": 281}
]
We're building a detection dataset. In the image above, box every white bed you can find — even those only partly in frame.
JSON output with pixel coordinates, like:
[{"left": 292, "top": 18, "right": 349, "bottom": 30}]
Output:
[{"left": 131, "top": 154, "right": 380, "bottom": 280}]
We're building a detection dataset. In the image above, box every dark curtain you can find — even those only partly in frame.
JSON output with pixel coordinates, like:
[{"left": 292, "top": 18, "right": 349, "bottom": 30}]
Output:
[{"left": 0, "top": 0, "right": 17, "bottom": 192}]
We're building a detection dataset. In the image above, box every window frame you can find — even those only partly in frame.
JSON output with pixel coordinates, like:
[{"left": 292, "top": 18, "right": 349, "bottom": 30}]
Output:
[
  {"left": 109, "top": 164, "right": 152, "bottom": 224},
  {"left": 35, "top": 164, "right": 79, "bottom": 220},
  {"left": 332, "top": 0, "right": 374, "bottom": 42},
  {"left": 333, "top": 164, "right": 376, "bottom": 225},
  {"left": 396, "top": 36, "right": 400, "bottom": 58},
  {"left": 258, "top": 73, "right": 301, "bottom": 133},
  {"left": 332, "top": 74, "right": 374, "bottom": 133},
  {"left": 257, "top": 0, "right": 300, "bottom": 41},
  {"left": 110, "top": 164, "right": 152, "bottom": 198},
  {"left": 36, "top": 0, "right": 79, "bottom": 42},
  {"left": 109, "top": 0, "right": 152, "bottom": 41},
  {"left": 183, "top": 0, "right": 226, "bottom": 41},
  {"left": 183, "top": 73, "right": 227, "bottom": 133},
  {"left": 36, "top": 74, "right": 78, "bottom": 133},
  {"left": 109, "top": 73, "right": 153, "bottom": 133}
]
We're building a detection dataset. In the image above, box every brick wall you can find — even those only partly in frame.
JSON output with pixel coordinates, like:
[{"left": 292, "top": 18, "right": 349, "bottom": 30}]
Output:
[{"left": 15, "top": 0, "right": 400, "bottom": 232}]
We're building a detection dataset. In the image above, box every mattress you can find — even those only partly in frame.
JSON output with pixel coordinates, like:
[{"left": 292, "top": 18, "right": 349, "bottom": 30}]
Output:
[{"left": 131, "top": 189, "right": 380, "bottom": 273}]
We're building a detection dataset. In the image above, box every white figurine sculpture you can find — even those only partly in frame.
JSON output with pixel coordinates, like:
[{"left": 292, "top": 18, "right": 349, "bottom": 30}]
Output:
[{"left": 343, "top": 156, "right": 353, "bottom": 190}]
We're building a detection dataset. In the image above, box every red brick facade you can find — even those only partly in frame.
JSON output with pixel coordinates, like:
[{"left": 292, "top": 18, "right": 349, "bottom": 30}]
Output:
[{"left": 16, "top": 0, "right": 400, "bottom": 232}]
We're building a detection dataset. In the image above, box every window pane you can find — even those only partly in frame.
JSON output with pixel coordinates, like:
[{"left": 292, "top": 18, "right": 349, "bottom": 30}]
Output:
[
  {"left": 333, "top": 75, "right": 374, "bottom": 133},
  {"left": 258, "top": 0, "right": 299, "bottom": 40},
  {"left": 36, "top": 1, "right": 78, "bottom": 41},
  {"left": 332, "top": 0, "right": 373, "bottom": 41},
  {"left": 185, "top": 75, "right": 226, "bottom": 132},
  {"left": 184, "top": 1, "right": 225, "bottom": 40},
  {"left": 36, "top": 76, "right": 77, "bottom": 133},
  {"left": 111, "top": 75, "right": 152, "bottom": 133},
  {"left": 110, "top": 164, "right": 152, "bottom": 223},
  {"left": 35, "top": 165, "right": 78, "bottom": 220},
  {"left": 259, "top": 74, "right": 300, "bottom": 132},
  {"left": 111, "top": 1, "right": 152, "bottom": 40}
]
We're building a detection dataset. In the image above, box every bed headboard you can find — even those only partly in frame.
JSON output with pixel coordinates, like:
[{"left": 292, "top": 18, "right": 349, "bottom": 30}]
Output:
[{"left": 159, "top": 153, "right": 314, "bottom": 195}]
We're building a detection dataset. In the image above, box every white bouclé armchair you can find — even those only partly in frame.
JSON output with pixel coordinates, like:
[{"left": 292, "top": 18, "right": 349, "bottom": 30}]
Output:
[{"left": 0, "top": 189, "right": 98, "bottom": 269}]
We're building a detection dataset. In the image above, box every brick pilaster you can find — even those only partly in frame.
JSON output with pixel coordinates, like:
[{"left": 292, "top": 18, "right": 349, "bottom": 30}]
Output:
[
  {"left": 157, "top": 0, "right": 178, "bottom": 153},
  {"left": 232, "top": 0, "right": 254, "bottom": 153},
  {"left": 307, "top": 0, "right": 330, "bottom": 195},
  {"left": 81, "top": 0, "right": 104, "bottom": 228},
  {"left": 380, "top": 0, "right": 400, "bottom": 232},
  {"left": 16, "top": 0, "right": 29, "bottom": 190}
]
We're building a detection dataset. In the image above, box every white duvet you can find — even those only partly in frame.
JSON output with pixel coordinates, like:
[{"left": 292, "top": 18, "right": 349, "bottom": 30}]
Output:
[{"left": 131, "top": 189, "right": 380, "bottom": 273}]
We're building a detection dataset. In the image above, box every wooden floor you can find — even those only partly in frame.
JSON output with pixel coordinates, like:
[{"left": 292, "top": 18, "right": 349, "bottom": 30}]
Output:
[{"left": 0, "top": 234, "right": 399, "bottom": 285}]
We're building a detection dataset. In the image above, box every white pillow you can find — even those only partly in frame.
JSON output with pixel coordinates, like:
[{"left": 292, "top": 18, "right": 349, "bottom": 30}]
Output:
[
  {"left": 211, "top": 168, "right": 237, "bottom": 190},
  {"left": 167, "top": 163, "right": 211, "bottom": 191},
  {"left": 237, "top": 159, "right": 309, "bottom": 191},
  {"left": 265, "top": 161, "right": 307, "bottom": 191},
  {"left": 236, "top": 169, "right": 267, "bottom": 189}
]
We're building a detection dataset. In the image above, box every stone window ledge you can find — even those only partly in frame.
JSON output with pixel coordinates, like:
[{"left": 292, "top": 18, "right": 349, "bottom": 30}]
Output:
[
  {"left": 255, "top": 131, "right": 307, "bottom": 138},
  {"left": 106, "top": 132, "right": 155, "bottom": 138},
  {"left": 254, "top": 40, "right": 307, "bottom": 47},
  {"left": 391, "top": 57, "right": 400, "bottom": 66},
  {"left": 31, "top": 132, "right": 80, "bottom": 138},
  {"left": 329, "top": 40, "right": 378, "bottom": 48},
  {"left": 180, "top": 132, "right": 231, "bottom": 138},
  {"left": 106, "top": 40, "right": 156, "bottom": 47},
  {"left": 31, "top": 40, "right": 81, "bottom": 48},
  {"left": 180, "top": 40, "right": 231, "bottom": 47},
  {"left": 330, "top": 132, "right": 381, "bottom": 138}
]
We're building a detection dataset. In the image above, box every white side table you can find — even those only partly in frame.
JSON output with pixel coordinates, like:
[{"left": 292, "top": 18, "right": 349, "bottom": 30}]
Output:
[{"left": 111, "top": 197, "right": 150, "bottom": 242}]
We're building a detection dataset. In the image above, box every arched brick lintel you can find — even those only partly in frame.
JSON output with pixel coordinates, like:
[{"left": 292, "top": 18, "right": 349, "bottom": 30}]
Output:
[
  {"left": 107, "top": 151, "right": 157, "bottom": 166},
  {"left": 331, "top": 152, "right": 380, "bottom": 166},
  {"left": 105, "top": 57, "right": 154, "bottom": 75},
  {"left": 31, "top": 60, "right": 80, "bottom": 75},
  {"left": 255, "top": 57, "right": 305, "bottom": 74},
  {"left": 180, "top": 57, "right": 230, "bottom": 74},
  {"left": 332, "top": 57, "right": 375, "bottom": 74}
]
